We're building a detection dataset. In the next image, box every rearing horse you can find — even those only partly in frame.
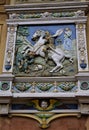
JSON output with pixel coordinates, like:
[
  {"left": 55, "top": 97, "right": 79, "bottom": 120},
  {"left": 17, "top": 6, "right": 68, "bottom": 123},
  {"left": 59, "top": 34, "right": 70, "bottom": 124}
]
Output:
[{"left": 31, "top": 29, "right": 73, "bottom": 73}]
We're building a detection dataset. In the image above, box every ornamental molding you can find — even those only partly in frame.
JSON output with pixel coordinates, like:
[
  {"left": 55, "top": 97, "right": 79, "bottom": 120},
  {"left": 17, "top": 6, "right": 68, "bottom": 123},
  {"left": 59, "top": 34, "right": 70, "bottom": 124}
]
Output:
[
  {"left": 5, "top": 1, "right": 89, "bottom": 11},
  {"left": 9, "top": 113, "right": 80, "bottom": 129},
  {"left": 8, "top": 10, "right": 85, "bottom": 20},
  {"left": 6, "top": 16, "right": 87, "bottom": 25}
]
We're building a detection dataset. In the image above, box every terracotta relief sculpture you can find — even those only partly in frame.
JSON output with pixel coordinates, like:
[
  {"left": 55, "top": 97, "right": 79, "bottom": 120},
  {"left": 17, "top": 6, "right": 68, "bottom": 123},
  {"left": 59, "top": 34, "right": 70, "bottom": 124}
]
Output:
[{"left": 13, "top": 25, "right": 77, "bottom": 76}]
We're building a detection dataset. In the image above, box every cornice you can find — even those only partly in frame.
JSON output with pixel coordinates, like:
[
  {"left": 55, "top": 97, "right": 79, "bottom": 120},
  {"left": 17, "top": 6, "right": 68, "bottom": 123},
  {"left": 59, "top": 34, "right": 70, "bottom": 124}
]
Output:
[
  {"left": 0, "top": 74, "right": 14, "bottom": 81},
  {"left": 6, "top": 16, "right": 87, "bottom": 25},
  {"left": 4, "top": 1, "right": 89, "bottom": 13}
]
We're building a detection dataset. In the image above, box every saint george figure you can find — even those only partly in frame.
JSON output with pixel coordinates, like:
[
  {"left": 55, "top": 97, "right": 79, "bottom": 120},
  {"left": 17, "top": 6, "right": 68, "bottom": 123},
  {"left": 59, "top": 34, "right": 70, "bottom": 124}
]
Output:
[{"left": 63, "top": 28, "right": 72, "bottom": 51}]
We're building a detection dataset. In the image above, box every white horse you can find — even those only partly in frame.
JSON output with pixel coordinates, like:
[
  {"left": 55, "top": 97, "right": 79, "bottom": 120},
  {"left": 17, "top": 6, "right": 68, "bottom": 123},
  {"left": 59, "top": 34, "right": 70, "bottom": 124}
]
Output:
[{"left": 31, "top": 29, "right": 73, "bottom": 73}]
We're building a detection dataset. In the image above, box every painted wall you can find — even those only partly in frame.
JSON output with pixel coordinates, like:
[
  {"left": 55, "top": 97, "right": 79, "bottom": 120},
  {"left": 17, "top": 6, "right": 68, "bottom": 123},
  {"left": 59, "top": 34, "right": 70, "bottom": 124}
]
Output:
[
  {"left": 0, "top": 0, "right": 9, "bottom": 73},
  {"left": 0, "top": 116, "right": 88, "bottom": 130}
]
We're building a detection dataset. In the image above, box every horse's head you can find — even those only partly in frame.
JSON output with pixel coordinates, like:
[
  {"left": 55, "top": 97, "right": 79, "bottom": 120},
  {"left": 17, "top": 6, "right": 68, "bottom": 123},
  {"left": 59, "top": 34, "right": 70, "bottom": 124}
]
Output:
[{"left": 31, "top": 30, "right": 46, "bottom": 41}]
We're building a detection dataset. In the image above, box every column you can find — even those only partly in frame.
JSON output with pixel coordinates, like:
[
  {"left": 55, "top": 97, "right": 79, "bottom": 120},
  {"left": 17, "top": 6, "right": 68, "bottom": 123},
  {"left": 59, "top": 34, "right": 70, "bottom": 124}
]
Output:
[
  {"left": 3, "top": 25, "right": 17, "bottom": 73},
  {"left": 76, "top": 23, "right": 89, "bottom": 72}
]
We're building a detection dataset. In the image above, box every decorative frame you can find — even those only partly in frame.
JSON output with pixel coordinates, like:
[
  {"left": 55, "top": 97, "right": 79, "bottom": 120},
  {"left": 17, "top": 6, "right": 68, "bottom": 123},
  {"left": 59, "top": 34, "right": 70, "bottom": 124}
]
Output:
[
  {"left": 1, "top": 1, "right": 89, "bottom": 128},
  {"left": 3, "top": 1, "right": 89, "bottom": 96}
]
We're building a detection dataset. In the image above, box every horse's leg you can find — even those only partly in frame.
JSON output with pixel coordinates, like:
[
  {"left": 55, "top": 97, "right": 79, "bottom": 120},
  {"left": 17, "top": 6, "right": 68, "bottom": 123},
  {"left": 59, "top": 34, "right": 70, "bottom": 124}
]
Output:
[
  {"left": 50, "top": 55, "right": 63, "bottom": 73},
  {"left": 69, "top": 57, "right": 73, "bottom": 63},
  {"left": 50, "top": 63, "right": 63, "bottom": 73},
  {"left": 65, "top": 54, "right": 73, "bottom": 63},
  {"left": 54, "top": 65, "right": 63, "bottom": 72}
]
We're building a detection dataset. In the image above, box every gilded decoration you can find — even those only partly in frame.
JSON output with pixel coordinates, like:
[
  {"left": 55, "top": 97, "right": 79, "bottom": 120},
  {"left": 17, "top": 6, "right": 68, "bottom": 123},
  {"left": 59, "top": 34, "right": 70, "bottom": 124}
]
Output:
[
  {"left": 9, "top": 113, "right": 80, "bottom": 129},
  {"left": 11, "top": 99, "right": 78, "bottom": 111},
  {"left": 12, "top": 81, "right": 77, "bottom": 93},
  {"left": 10, "top": 99, "right": 79, "bottom": 128}
]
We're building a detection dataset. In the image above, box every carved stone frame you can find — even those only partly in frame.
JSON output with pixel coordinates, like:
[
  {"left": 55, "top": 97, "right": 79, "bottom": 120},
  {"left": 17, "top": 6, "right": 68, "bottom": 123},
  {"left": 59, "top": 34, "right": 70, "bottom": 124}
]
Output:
[
  {"left": 0, "top": 2, "right": 89, "bottom": 128},
  {"left": 2, "top": 1, "right": 89, "bottom": 98}
]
